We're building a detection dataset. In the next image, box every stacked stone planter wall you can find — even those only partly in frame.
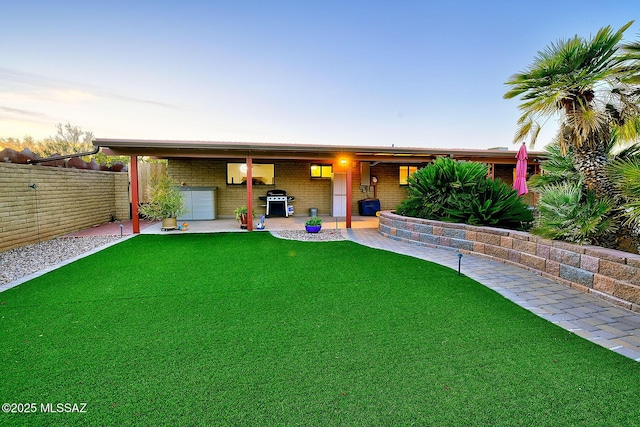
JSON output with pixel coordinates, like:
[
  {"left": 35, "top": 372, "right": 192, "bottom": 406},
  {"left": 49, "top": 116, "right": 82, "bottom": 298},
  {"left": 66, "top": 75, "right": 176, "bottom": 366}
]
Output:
[{"left": 379, "top": 211, "right": 640, "bottom": 313}]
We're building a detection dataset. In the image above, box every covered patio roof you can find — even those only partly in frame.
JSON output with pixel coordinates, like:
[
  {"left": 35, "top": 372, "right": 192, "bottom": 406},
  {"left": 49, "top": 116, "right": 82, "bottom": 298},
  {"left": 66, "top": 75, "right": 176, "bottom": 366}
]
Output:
[
  {"left": 94, "top": 138, "right": 544, "bottom": 234},
  {"left": 94, "top": 138, "right": 545, "bottom": 164}
]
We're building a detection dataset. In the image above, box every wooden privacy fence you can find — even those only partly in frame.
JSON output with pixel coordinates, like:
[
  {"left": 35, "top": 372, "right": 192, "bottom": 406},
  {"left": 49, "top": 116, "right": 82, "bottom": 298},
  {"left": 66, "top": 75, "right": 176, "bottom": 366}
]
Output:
[{"left": 133, "top": 162, "right": 167, "bottom": 203}]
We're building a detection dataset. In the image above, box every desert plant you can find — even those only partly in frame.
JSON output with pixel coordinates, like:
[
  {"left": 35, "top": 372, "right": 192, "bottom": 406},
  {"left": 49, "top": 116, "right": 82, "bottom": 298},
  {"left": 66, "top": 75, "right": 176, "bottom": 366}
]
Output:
[
  {"left": 527, "top": 142, "right": 580, "bottom": 190},
  {"left": 396, "top": 157, "right": 489, "bottom": 218},
  {"left": 305, "top": 216, "right": 323, "bottom": 226},
  {"left": 504, "top": 21, "right": 640, "bottom": 199},
  {"left": 443, "top": 179, "right": 534, "bottom": 229},
  {"left": 608, "top": 157, "right": 640, "bottom": 228},
  {"left": 529, "top": 141, "right": 640, "bottom": 250},
  {"left": 234, "top": 206, "right": 255, "bottom": 222},
  {"left": 396, "top": 157, "right": 532, "bottom": 229},
  {"left": 139, "top": 174, "right": 187, "bottom": 220},
  {"left": 395, "top": 195, "right": 428, "bottom": 219},
  {"left": 532, "top": 181, "right": 616, "bottom": 244}
]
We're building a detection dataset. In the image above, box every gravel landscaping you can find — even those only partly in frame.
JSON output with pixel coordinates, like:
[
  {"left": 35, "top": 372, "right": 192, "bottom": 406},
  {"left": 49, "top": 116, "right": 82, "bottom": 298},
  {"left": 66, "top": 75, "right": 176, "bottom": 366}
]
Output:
[
  {"left": 0, "top": 236, "right": 121, "bottom": 286},
  {"left": 271, "top": 229, "right": 346, "bottom": 242}
]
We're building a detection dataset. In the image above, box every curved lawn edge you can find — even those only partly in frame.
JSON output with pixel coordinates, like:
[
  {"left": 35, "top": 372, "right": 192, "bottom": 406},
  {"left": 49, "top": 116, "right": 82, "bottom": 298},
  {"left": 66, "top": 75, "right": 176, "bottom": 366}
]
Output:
[{"left": 378, "top": 211, "right": 640, "bottom": 313}]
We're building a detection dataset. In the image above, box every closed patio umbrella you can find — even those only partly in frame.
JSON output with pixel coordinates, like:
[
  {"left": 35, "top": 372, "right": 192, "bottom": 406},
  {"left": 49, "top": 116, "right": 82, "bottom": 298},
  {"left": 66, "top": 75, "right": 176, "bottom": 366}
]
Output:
[{"left": 513, "top": 143, "right": 528, "bottom": 196}]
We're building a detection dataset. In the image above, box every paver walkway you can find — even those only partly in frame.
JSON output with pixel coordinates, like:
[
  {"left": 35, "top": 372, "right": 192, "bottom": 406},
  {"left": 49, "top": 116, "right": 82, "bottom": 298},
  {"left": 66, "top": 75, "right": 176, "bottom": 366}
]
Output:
[{"left": 347, "top": 228, "right": 640, "bottom": 362}]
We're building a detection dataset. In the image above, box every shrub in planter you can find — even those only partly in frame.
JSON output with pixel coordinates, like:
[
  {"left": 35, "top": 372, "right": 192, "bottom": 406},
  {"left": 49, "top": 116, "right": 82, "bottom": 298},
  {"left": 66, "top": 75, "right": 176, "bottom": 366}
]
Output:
[
  {"left": 234, "top": 206, "right": 255, "bottom": 229},
  {"left": 139, "top": 174, "right": 187, "bottom": 229},
  {"left": 396, "top": 157, "right": 533, "bottom": 230},
  {"left": 396, "top": 157, "right": 488, "bottom": 219},
  {"left": 532, "top": 181, "right": 615, "bottom": 244},
  {"left": 305, "top": 216, "right": 323, "bottom": 233},
  {"left": 443, "top": 179, "right": 534, "bottom": 229}
]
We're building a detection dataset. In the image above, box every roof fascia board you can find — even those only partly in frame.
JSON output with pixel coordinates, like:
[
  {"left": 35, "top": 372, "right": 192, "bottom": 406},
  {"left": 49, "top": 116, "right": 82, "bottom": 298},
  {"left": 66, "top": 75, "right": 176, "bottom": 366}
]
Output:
[{"left": 96, "top": 139, "right": 546, "bottom": 161}]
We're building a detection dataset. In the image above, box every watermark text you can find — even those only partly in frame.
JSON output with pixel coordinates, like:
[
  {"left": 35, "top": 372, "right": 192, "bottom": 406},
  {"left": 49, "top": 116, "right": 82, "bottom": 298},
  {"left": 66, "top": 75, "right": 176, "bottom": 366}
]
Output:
[{"left": 2, "top": 402, "right": 87, "bottom": 414}]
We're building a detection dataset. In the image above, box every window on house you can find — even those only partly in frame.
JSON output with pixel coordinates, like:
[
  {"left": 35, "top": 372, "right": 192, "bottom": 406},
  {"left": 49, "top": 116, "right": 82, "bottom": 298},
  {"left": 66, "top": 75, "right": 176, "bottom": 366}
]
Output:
[
  {"left": 310, "top": 163, "right": 332, "bottom": 179},
  {"left": 226, "top": 163, "right": 275, "bottom": 185},
  {"left": 399, "top": 165, "right": 418, "bottom": 185}
]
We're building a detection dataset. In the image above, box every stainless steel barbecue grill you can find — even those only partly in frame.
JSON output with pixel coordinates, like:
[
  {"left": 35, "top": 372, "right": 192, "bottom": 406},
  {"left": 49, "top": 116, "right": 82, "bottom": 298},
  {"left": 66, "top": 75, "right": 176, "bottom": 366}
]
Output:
[{"left": 260, "top": 189, "right": 295, "bottom": 217}]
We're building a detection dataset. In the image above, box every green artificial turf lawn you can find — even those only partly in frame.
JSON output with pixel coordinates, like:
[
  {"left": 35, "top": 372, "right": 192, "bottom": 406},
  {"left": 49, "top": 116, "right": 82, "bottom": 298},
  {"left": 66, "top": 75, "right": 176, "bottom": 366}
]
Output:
[{"left": 1, "top": 233, "right": 640, "bottom": 426}]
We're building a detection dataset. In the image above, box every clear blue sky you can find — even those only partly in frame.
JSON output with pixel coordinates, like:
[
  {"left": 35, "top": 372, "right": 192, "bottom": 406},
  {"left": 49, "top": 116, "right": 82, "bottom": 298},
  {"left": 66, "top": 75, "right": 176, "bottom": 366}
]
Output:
[{"left": 1, "top": 1, "right": 637, "bottom": 150}]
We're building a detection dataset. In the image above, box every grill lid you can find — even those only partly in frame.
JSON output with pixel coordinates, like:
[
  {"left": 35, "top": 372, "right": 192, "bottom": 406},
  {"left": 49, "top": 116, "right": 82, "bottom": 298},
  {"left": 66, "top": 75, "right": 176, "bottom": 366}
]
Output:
[{"left": 267, "top": 189, "right": 287, "bottom": 196}]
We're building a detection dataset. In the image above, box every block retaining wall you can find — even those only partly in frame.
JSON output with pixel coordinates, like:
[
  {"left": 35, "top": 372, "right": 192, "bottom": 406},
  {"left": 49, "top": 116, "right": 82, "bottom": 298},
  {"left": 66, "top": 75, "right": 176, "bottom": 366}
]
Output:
[
  {"left": 378, "top": 211, "right": 640, "bottom": 313},
  {"left": 0, "top": 163, "right": 130, "bottom": 251}
]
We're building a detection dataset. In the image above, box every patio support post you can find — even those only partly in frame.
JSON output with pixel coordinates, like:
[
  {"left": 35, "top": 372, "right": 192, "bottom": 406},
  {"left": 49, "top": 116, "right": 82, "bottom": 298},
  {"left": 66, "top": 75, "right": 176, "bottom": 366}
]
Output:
[
  {"left": 346, "top": 160, "right": 352, "bottom": 229},
  {"left": 246, "top": 156, "right": 253, "bottom": 231},
  {"left": 130, "top": 155, "right": 140, "bottom": 234},
  {"left": 533, "top": 162, "right": 540, "bottom": 206}
]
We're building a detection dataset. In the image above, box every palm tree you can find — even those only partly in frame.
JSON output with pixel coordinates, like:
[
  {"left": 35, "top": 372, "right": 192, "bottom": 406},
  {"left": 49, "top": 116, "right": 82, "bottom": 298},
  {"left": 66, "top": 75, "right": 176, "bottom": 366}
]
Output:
[
  {"left": 530, "top": 140, "right": 640, "bottom": 248},
  {"left": 504, "top": 21, "right": 640, "bottom": 198}
]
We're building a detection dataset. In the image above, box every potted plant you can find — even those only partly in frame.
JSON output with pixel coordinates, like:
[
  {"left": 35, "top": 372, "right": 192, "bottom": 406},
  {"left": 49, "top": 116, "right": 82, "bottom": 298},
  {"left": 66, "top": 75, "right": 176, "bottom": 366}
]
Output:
[
  {"left": 305, "top": 216, "right": 323, "bottom": 233},
  {"left": 139, "top": 174, "right": 188, "bottom": 230},
  {"left": 234, "top": 206, "right": 255, "bottom": 229}
]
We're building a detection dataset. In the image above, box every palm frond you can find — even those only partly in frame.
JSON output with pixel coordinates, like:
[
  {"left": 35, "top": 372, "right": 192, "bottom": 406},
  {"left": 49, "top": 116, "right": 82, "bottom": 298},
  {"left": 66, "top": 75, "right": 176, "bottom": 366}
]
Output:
[
  {"left": 504, "top": 21, "right": 637, "bottom": 149},
  {"left": 532, "top": 181, "right": 616, "bottom": 243},
  {"left": 613, "top": 140, "right": 640, "bottom": 160},
  {"left": 608, "top": 157, "right": 640, "bottom": 198}
]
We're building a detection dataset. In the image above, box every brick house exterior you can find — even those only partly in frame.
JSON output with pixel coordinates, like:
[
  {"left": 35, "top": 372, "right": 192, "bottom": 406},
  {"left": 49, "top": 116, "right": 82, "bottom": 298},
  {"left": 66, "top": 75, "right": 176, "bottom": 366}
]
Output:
[
  {"left": 94, "top": 139, "right": 543, "bottom": 231},
  {"left": 166, "top": 158, "right": 412, "bottom": 217}
]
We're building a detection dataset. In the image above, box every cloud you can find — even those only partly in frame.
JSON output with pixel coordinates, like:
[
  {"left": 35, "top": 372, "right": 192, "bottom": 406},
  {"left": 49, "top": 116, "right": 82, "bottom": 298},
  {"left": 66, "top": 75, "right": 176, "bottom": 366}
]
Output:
[
  {"left": 0, "top": 68, "right": 70, "bottom": 90},
  {"left": 108, "top": 93, "right": 179, "bottom": 109},
  {"left": 46, "top": 89, "right": 98, "bottom": 103},
  {"left": 0, "top": 106, "right": 47, "bottom": 117},
  {"left": 0, "top": 67, "right": 179, "bottom": 109},
  {"left": 0, "top": 88, "right": 96, "bottom": 105}
]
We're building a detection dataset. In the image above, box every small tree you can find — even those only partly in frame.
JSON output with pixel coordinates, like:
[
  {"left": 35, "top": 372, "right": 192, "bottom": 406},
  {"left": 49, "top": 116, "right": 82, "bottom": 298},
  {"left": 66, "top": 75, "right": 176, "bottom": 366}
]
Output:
[
  {"left": 139, "top": 174, "right": 187, "bottom": 220},
  {"left": 37, "top": 122, "right": 94, "bottom": 157}
]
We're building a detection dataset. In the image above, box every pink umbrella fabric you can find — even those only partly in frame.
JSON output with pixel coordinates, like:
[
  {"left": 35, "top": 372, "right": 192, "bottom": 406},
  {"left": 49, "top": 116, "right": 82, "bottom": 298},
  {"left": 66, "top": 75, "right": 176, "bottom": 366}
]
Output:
[{"left": 514, "top": 143, "right": 529, "bottom": 196}]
